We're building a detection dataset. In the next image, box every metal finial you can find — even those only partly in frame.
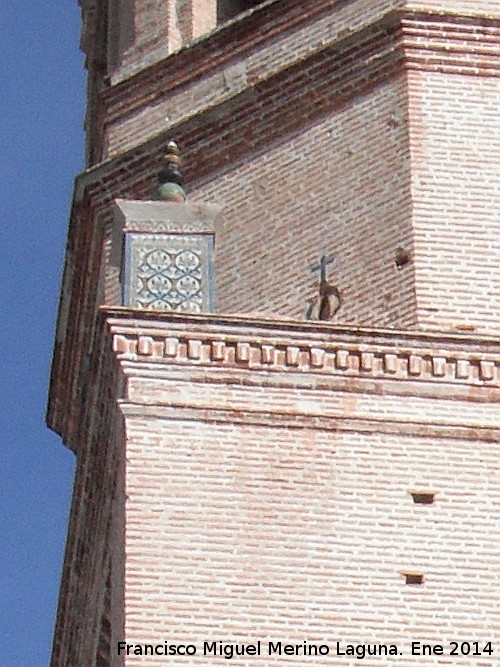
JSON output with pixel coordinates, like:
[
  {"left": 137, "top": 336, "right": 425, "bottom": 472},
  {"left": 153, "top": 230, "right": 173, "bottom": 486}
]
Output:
[{"left": 154, "top": 140, "right": 187, "bottom": 202}]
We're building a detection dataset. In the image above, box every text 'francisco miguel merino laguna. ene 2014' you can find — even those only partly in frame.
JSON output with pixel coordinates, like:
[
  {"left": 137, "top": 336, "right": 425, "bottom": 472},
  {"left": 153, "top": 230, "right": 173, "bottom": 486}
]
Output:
[{"left": 117, "top": 640, "right": 402, "bottom": 659}]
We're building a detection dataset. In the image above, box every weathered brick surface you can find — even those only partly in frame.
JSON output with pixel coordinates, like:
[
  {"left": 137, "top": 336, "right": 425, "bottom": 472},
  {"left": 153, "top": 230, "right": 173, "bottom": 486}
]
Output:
[
  {"left": 49, "top": 320, "right": 123, "bottom": 667},
  {"left": 49, "top": 2, "right": 500, "bottom": 443},
  {"left": 50, "top": 8, "right": 500, "bottom": 422},
  {"left": 49, "top": 308, "right": 500, "bottom": 665}
]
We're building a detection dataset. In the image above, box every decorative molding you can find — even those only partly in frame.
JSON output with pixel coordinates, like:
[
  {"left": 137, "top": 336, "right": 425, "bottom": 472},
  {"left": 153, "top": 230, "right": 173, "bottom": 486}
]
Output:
[
  {"left": 109, "top": 313, "right": 500, "bottom": 387},
  {"left": 114, "top": 198, "right": 219, "bottom": 233}
]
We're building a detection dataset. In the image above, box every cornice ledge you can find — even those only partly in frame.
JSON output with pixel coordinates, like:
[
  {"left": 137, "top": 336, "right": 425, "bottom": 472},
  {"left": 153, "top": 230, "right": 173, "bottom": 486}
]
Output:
[{"left": 105, "top": 308, "right": 500, "bottom": 387}]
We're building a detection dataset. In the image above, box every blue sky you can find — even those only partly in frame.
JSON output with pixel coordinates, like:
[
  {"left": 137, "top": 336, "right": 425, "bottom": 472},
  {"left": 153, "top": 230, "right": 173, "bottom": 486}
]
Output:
[{"left": 1, "top": 1, "right": 85, "bottom": 664}]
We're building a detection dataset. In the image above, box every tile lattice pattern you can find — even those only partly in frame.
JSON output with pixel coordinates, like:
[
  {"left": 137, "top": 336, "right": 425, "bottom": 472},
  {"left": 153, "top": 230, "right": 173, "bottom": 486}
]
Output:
[
  {"left": 125, "top": 234, "right": 213, "bottom": 312},
  {"left": 137, "top": 247, "right": 203, "bottom": 311}
]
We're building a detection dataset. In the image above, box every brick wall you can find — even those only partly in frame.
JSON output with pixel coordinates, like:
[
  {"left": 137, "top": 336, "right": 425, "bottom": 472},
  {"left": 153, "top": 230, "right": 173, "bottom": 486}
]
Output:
[
  {"left": 114, "top": 317, "right": 500, "bottom": 666},
  {"left": 49, "top": 3, "right": 500, "bottom": 453},
  {"left": 188, "top": 72, "right": 415, "bottom": 328},
  {"left": 50, "top": 321, "right": 124, "bottom": 667},
  {"left": 408, "top": 71, "right": 500, "bottom": 334},
  {"left": 49, "top": 1, "right": 500, "bottom": 665},
  {"left": 103, "top": 0, "right": 406, "bottom": 154},
  {"left": 122, "top": 419, "right": 499, "bottom": 666},
  {"left": 101, "top": 0, "right": 500, "bottom": 92},
  {"left": 48, "top": 304, "right": 500, "bottom": 665}
]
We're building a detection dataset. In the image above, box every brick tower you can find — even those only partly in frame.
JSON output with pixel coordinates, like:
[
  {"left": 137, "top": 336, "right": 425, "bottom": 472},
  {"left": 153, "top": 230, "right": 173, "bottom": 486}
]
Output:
[{"left": 48, "top": 1, "right": 500, "bottom": 665}]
